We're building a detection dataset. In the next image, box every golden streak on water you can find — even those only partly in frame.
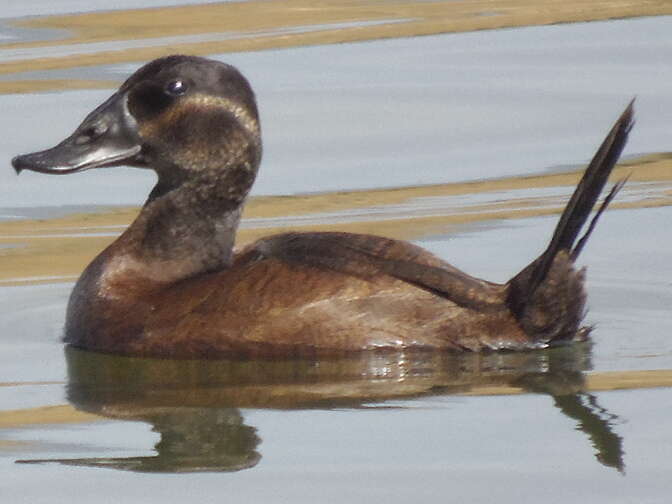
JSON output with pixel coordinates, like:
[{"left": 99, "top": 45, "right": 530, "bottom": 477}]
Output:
[
  {"left": 2, "top": 153, "right": 671, "bottom": 286},
  {"left": 1, "top": 0, "right": 671, "bottom": 93}
]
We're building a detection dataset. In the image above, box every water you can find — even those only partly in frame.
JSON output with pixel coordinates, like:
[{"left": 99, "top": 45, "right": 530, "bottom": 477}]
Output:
[{"left": 1, "top": 4, "right": 671, "bottom": 503}]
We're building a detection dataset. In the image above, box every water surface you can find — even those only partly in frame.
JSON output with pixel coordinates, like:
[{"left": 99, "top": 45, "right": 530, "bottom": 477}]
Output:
[{"left": 1, "top": 4, "right": 671, "bottom": 504}]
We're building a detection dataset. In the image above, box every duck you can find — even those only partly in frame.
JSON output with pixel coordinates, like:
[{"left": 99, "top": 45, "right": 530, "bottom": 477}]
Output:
[{"left": 12, "top": 55, "right": 634, "bottom": 359}]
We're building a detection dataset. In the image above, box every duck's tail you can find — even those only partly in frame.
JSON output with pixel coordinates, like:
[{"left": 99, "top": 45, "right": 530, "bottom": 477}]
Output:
[{"left": 505, "top": 101, "right": 635, "bottom": 344}]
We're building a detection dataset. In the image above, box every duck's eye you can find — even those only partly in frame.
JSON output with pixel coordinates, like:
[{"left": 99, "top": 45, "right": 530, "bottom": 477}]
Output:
[{"left": 165, "top": 79, "right": 188, "bottom": 97}]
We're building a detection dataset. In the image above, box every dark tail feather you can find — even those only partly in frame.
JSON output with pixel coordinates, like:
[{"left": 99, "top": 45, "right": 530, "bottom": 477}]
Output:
[
  {"left": 508, "top": 101, "right": 635, "bottom": 319},
  {"left": 571, "top": 177, "right": 628, "bottom": 261}
]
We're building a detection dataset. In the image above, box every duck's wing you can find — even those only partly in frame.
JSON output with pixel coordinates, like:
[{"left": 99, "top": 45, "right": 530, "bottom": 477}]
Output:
[{"left": 245, "top": 232, "right": 505, "bottom": 311}]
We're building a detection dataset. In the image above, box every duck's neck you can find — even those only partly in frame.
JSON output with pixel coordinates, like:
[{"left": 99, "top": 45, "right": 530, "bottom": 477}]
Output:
[
  {"left": 64, "top": 164, "right": 255, "bottom": 346},
  {"left": 113, "top": 166, "right": 253, "bottom": 285}
]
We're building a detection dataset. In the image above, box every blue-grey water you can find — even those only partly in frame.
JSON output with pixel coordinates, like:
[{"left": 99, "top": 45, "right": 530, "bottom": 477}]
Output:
[{"left": 1, "top": 5, "right": 671, "bottom": 504}]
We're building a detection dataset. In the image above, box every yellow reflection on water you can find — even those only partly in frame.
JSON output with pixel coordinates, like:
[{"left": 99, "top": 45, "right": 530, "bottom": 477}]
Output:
[
  {"left": 2, "top": 153, "right": 671, "bottom": 286},
  {"left": 2, "top": 0, "right": 672, "bottom": 92}
]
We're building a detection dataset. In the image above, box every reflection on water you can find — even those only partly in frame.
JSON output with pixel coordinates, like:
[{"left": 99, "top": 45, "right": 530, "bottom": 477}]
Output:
[{"left": 18, "top": 344, "right": 624, "bottom": 473}]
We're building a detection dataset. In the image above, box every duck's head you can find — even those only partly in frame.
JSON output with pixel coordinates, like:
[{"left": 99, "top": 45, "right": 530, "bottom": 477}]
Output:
[{"left": 13, "top": 55, "right": 261, "bottom": 198}]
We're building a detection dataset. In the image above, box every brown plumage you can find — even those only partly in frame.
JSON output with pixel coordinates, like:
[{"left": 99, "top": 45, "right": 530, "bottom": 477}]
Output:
[{"left": 12, "top": 55, "right": 634, "bottom": 358}]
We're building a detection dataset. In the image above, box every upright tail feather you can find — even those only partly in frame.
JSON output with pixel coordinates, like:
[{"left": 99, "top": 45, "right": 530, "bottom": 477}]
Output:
[{"left": 507, "top": 101, "right": 635, "bottom": 338}]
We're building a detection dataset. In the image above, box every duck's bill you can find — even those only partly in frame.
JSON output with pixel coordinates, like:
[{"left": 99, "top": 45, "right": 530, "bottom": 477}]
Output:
[
  {"left": 11, "top": 143, "right": 142, "bottom": 175},
  {"left": 12, "top": 92, "right": 143, "bottom": 175}
]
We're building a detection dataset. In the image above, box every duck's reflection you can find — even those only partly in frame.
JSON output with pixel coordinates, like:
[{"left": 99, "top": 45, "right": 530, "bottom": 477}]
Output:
[{"left": 22, "top": 344, "right": 624, "bottom": 473}]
